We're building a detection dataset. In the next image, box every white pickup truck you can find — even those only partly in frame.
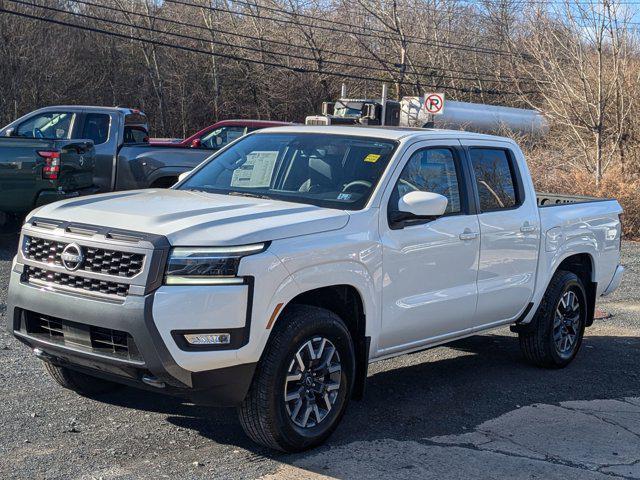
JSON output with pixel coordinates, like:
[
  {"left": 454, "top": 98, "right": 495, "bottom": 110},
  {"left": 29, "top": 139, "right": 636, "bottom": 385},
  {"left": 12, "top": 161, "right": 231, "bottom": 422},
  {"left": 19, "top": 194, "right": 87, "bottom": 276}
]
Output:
[{"left": 7, "top": 126, "right": 624, "bottom": 452}]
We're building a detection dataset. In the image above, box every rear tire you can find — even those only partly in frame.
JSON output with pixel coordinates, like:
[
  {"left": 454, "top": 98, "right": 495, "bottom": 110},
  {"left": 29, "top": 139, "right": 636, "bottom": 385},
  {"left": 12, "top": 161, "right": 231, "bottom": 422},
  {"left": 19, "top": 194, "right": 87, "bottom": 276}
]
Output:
[
  {"left": 519, "top": 270, "right": 587, "bottom": 368},
  {"left": 44, "top": 362, "right": 122, "bottom": 395},
  {"left": 238, "top": 305, "right": 355, "bottom": 452}
]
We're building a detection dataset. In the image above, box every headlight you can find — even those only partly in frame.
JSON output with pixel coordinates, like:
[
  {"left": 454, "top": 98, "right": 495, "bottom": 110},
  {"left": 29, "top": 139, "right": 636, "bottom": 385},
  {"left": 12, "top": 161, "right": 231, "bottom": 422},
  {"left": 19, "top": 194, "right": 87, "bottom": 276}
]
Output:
[{"left": 164, "top": 243, "right": 266, "bottom": 285}]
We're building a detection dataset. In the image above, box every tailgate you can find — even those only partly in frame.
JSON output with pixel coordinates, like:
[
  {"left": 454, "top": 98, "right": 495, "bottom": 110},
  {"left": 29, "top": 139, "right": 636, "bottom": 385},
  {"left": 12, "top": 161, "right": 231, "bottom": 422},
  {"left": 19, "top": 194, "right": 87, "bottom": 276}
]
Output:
[
  {"left": 55, "top": 139, "right": 96, "bottom": 190},
  {"left": 0, "top": 137, "right": 56, "bottom": 213},
  {"left": 0, "top": 138, "right": 96, "bottom": 214}
]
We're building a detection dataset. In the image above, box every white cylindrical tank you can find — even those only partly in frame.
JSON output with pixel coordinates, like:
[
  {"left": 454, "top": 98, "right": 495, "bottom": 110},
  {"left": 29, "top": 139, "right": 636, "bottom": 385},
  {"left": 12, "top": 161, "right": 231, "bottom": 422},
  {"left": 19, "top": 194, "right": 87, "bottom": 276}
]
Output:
[{"left": 400, "top": 97, "right": 548, "bottom": 135}]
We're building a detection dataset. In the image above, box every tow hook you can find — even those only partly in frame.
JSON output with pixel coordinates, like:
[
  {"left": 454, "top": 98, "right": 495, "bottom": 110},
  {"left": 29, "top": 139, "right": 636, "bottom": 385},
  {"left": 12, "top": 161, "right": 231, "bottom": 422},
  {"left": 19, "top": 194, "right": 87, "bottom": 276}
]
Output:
[{"left": 33, "top": 348, "right": 54, "bottom": 361}]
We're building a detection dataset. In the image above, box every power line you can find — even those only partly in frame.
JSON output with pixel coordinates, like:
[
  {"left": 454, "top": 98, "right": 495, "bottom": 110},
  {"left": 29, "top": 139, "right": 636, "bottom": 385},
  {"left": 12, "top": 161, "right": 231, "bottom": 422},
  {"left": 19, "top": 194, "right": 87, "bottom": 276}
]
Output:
[
  {"left": 224, "top": 0, "right": 492, "bottom": 43},
  {"left": 7, "top": 0, "right": 534, "bottom": 86},
  {"left": 164, "top": 0, "right": 526, "bottom": 58},
  {"left": 55, "top": 0, "right": 540, "bottom": 84},
  {"left": 0, "top": 5, "right": 536, "bottom": 95}
]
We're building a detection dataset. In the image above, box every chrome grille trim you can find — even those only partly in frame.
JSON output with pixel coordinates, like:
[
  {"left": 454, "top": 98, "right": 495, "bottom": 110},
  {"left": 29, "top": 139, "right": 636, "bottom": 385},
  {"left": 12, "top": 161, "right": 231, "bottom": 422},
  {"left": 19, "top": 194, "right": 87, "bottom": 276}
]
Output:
[
  {"left": 19, "top": 218, "right": 171, "bottom": 300},
  {"left": 25, "top": 266, "right": 130, "bottom": 300},
  {"left": 23, "top": 235, "right": 145, "bottom": 278}
]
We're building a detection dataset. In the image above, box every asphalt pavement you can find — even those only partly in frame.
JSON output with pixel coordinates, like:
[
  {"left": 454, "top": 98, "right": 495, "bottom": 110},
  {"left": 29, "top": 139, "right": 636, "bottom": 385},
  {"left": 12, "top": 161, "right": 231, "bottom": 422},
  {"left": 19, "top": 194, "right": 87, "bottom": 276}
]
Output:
[{"left": 1, "top": 231, "right": 639, "bottom": 480}]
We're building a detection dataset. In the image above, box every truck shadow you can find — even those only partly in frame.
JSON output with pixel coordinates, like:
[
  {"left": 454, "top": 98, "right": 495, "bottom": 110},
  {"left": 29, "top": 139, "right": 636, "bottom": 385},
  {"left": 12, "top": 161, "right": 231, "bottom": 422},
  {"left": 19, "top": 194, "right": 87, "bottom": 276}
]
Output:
[{"left": 95, "top": 330, "right": 640, "bottom": 456}]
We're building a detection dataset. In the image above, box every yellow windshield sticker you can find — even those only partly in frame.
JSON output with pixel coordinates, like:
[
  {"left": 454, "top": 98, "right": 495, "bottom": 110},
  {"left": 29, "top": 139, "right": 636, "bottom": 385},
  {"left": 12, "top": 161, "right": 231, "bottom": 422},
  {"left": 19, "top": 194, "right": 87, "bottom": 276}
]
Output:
[{"left": 364, "top": 154, "right": 381, "bottom": 163}]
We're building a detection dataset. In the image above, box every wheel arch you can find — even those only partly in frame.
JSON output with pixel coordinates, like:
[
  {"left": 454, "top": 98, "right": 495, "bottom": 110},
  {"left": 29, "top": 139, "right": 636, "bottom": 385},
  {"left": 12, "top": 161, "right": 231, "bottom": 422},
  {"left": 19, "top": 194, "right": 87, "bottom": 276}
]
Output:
[
  {"left": 145, "top": 166, "right": 191, "bottom": 188},
  {"left": 515, "top": 251, "right": 597, "bottom": 333},
  {"left": 272, "top": 284, "right": 371, "bottom": 400},
  {"left": 554, "top": 253, "right": 597, "bottom": 327}
]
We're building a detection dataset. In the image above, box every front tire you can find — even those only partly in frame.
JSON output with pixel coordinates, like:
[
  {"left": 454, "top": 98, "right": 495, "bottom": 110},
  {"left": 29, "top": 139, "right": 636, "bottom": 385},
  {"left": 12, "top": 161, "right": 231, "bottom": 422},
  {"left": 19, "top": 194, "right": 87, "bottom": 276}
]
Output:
[
  {"left": 44, "top": 362, "right": 122, "bottom": 395},
  {"left": 238, "top": 305, "right": 355, "bottom": 452},
  {"left": 519, "top": 270, "right": 587, "bottom": 368}
]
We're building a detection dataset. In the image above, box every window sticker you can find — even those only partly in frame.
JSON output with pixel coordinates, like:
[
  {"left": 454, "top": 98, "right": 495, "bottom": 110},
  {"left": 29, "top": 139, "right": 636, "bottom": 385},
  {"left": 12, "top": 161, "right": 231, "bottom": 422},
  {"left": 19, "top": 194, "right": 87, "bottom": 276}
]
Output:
[
  {"left": 364, "top": 153, "right": 381, "bottom": 163},
  {"left": 230, "top": 151, "right": 278, "bottom": 188},
  {"left": 337, "top": 193, "right": 352, "bottom": 201}
]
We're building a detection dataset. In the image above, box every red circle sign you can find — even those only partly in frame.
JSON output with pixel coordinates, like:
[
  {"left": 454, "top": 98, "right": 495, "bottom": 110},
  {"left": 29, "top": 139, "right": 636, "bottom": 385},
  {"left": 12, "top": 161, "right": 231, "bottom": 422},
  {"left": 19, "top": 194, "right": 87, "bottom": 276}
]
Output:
[{"left": 424, "top": 94, "right": 444, "bottom": 114}]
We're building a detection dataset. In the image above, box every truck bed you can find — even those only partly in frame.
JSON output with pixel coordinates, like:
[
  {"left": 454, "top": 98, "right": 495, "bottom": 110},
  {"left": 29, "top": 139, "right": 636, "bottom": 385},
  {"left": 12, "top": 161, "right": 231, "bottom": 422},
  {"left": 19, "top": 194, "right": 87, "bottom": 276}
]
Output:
[{"left": 536, "top": 192, "right": 613, "bottom": 207}]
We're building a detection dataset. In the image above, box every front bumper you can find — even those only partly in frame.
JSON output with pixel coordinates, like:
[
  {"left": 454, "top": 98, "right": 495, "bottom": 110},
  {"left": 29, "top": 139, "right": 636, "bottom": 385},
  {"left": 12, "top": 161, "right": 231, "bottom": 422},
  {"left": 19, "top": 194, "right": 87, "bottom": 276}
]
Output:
[{"left": 6, "top": 268, "right": 256, "bottom": 406}]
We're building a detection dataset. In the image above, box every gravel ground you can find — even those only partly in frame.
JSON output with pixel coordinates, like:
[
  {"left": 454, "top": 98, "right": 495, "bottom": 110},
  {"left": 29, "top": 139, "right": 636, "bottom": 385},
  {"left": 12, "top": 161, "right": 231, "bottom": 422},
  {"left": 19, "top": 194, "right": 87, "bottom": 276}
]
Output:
[{"left": 1, "top": 233, "right": 639, "bottom": 480}]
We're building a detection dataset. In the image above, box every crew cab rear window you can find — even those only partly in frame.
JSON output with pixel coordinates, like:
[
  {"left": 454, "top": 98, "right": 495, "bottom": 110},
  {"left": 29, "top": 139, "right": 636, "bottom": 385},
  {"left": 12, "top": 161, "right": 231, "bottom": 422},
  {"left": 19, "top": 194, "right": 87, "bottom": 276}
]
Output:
[
  {"left": 392, "top": 148, "right": 461, "bottom": 214},
  {"left": 469, "top": 148, "right": 518, "bottom": 212},
  {"left": 82, "top": 113, "right": 110, "bottom": 145}
]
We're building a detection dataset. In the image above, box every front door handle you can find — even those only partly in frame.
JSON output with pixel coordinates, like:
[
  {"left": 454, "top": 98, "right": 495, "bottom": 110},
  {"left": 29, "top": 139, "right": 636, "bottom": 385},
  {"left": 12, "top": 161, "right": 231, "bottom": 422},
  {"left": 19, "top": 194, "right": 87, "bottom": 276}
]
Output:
[
  {"left": 520, "top": 221, "right": 537, "bottom": 233},
  {"left": 459, "top": 229, "right": 479, "bottom": 241}
]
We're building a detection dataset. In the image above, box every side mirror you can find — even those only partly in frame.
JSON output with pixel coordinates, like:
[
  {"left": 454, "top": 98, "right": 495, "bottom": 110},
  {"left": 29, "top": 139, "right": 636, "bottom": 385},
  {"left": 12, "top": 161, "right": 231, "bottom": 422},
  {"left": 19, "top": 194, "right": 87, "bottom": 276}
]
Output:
[
  {"left": 178, "top": 170, "right": 192, "bottom": 183},
  {"left": 190, "top": 138, "right": 201, "bottom": 148},
  {"left": 397, "top": 191, "right": 448, "bottom": 218},
  {"left": 4, "top": 128, "right": 15, "bottom": 137}
]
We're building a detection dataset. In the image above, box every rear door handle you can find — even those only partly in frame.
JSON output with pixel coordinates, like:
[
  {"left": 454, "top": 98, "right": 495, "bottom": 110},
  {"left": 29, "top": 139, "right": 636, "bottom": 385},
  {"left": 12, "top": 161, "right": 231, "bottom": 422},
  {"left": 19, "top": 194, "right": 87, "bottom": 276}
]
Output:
[
  {"left": 459, "top": 230, "right": 479, "bottom": 241},
  {"left": 520, "top": 222, "right": 537, "bottom": 233}
]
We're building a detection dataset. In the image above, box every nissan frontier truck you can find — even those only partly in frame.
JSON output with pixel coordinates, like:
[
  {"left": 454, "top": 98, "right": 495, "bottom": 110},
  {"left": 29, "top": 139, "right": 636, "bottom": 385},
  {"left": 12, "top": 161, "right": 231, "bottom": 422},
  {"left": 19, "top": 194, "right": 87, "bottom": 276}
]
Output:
[{"left": 7, "top": 126, "right": 624, "bottom": 451}]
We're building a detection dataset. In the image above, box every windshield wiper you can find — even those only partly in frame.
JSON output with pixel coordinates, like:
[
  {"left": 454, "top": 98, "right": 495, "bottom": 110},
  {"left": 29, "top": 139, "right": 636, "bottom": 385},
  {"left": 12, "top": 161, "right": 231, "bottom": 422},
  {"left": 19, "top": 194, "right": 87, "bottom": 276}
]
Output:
[{"left": 227, "top": 191, "right": 272, "bottom": 199}]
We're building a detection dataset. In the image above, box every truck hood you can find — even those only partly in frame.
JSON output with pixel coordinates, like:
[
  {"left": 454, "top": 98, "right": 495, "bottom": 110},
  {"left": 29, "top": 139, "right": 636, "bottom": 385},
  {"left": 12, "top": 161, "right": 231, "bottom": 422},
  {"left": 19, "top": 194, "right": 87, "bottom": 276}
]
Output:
[{"left": 31, "top": 189, "right": 350, "bottom": 246}]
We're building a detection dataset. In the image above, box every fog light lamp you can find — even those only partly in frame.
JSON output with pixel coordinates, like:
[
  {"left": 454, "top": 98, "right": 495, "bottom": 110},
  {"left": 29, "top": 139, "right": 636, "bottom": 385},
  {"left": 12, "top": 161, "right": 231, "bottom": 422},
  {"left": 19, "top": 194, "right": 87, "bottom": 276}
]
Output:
[{"left": 183, "top": 333, "right": 231, "bottom": 345}]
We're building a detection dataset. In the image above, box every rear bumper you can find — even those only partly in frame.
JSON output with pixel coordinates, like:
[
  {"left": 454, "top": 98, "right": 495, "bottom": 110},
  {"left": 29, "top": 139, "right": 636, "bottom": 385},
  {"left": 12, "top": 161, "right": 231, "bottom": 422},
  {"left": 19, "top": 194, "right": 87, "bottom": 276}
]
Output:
[
  {"left": 6, "top": 268, "right": 256, "bottom": 406},
  {"left": 602, "top": 264, "right": 624, "bottom": 296},
  {"left": 34, "top": 185, "right": 101, "bottom": 208}
]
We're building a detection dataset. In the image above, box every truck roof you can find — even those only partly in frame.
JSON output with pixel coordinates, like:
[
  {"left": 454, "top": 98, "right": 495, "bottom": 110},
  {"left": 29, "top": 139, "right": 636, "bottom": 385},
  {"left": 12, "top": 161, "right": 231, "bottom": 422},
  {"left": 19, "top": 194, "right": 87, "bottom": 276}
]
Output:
[
  {"left": 256, "top": 124, "right": 516, "bottom": 143},
  {"left": 27, "top": 105, "right": 144, "bottom": 115}
]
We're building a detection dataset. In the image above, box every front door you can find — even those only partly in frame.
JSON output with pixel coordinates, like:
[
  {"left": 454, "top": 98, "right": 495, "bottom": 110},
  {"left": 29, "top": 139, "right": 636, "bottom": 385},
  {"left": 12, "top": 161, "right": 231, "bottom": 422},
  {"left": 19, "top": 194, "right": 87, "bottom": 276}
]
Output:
[{"left": 378, "top": 141, "right": 480, "bottom": 354}]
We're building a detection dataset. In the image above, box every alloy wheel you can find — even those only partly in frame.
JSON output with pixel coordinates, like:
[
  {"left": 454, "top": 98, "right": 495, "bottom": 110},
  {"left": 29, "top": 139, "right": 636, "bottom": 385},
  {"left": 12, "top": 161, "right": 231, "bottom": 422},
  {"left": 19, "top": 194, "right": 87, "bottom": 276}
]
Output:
[
  {"left": 553, "top": 289, "right": 582, "bottom": 357},
  {"left": 284, "top": 337, "right": 342, "bottom": 428}
]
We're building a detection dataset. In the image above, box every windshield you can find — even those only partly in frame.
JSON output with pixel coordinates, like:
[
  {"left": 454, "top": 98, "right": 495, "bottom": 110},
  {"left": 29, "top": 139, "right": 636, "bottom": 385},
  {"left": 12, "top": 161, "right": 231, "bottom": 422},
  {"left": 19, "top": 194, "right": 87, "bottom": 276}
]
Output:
[
  {"left": 179, "top": 132, "right": 397, "bottom": 210},
  {"left": 333, "top": 101, "right": 364, "bottom": 118}
]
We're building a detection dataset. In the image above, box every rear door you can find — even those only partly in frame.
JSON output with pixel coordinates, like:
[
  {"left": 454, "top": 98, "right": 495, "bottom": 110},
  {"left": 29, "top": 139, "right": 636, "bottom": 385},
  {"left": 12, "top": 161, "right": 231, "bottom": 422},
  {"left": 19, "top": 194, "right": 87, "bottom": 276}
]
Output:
[
  {"left": 79, "top": 110, "right": 119, "bottom": 192},
  {"left": 460, "top": 139, "right": 540, "bottom": 327}
]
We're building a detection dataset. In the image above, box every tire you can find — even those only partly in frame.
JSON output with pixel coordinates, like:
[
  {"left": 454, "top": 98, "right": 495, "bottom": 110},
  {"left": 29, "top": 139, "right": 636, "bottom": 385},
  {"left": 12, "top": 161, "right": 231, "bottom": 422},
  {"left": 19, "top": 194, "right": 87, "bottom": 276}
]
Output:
[
  {"left": 519, "top": 270, "right": 587, "bottom": 368},
  {"left": 44, "top": 362, "right": 122, "bottom": 395},
  {"left": 238, "top": 305, "right": 355, "bottom": 452}
]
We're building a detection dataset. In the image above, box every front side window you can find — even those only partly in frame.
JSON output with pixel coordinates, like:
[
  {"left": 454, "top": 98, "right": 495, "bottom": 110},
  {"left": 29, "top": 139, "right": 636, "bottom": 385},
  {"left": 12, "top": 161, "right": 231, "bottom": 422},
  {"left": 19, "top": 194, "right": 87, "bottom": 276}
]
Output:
[
  {"left": 391, "top": 148, "right": 462, "bottom": 214},
  {"left": 200, "top": 126, "right": 246, "bottom": 149},
  {"left": 16, "top": 112, "right": 75, "bottom": 139},
  {"left": 469, "top": 148, "right": 518, "bottom": 212},
  {"left": 82, "top": 113, "right": 110, "bottom": 145},
  {"left": 179, "top": 133, "right": 397, "bottom": 210}
]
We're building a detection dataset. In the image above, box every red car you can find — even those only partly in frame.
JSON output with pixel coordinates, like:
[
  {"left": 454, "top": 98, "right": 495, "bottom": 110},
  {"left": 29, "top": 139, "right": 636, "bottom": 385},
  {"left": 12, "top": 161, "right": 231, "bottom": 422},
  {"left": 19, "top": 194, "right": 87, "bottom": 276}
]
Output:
[{"left": 149, "top": 119, "right": 292, "bottom": 149}]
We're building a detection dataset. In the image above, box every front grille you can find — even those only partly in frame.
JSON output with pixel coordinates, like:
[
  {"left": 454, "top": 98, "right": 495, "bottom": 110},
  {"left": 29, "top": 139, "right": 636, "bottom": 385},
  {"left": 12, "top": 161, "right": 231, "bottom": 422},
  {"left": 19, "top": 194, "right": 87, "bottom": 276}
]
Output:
[
  {"left": 90, "top": 326, "right": 130, "bottom": 355},
  {"left": 23, "top": 236, "right": 144, "bottom": 278},
  {"left": 24, "top": 265, "right": 129, "bottom": 298},
  {"left": 23, "top": 310, "right": 142, "bottom": 362}
]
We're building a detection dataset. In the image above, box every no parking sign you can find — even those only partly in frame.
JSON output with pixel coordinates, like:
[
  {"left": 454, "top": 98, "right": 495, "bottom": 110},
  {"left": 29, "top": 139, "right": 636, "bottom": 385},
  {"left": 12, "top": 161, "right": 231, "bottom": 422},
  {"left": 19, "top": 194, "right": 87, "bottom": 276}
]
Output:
[{"left": 423, "top": 93, "right": 445, "bottom": 115}]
